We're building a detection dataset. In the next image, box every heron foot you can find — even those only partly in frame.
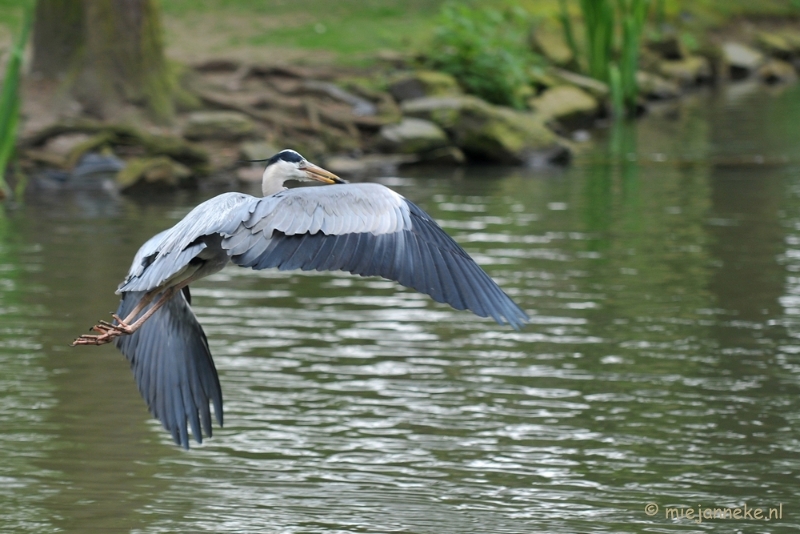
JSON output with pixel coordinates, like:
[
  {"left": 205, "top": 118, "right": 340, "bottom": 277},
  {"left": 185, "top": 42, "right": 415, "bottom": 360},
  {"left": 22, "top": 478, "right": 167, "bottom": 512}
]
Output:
[
  {"left": 71, "top": 317, "right": 132, "bottom": 346},
  {"left": 99, "top": 315, "right": 134, "bottom": 335}
]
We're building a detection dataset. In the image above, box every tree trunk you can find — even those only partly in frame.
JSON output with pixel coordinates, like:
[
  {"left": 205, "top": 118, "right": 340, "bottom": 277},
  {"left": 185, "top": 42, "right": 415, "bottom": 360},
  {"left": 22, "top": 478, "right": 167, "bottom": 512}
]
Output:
[{"left": 30, "top": 0, "right": 174, "bottom": 122}]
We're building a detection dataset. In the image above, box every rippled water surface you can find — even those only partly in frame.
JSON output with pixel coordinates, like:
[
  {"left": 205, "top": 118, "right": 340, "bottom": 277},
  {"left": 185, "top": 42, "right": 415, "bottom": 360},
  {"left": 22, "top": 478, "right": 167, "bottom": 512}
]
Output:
[{"left": 3, "top": 84, "right": 800, "bottom": 533}]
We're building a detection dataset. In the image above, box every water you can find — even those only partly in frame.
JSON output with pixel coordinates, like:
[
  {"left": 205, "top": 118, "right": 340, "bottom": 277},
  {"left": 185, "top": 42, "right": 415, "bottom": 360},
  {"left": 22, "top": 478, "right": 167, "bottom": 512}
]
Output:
[{"left": 2, "top": 82, "right": 800, "bottom": 533}]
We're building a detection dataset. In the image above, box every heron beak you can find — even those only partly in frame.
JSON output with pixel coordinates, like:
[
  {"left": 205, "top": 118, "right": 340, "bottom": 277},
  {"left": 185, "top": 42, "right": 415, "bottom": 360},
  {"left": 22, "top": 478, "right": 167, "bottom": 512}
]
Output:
[{"left": 302, "top": 161, "right": 346, "bottom": 184}]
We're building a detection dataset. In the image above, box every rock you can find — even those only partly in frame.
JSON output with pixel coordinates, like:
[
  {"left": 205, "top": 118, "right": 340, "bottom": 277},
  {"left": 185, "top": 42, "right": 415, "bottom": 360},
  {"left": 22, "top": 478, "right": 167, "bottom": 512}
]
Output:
[
  {"left": 636, "top": 71, "right": 680, "bottom": 99},
  {"left": 116, "top": 157, "right": 193, "bottom": 191},
  {"left": 549, "top": 68, "right": 609, "bottom": 98},
  {"left": 183, "top": 111, "right": 256, "bottom": 140},
  {"left": 20, "top": 119, "right": 210, "bottom": 173},
  {"left": 65, "top": 132, "right": 115, "bottom": 168},
  {"left": 239, "top": 140, "right": 280, "bottom": 161},
  {"left": 388, "top": 71, "right": 462, "bottom": 102},
  {"left": 529, "top": 68, "right": 561, "bottom": 90},
  {"left": 374, "top": 49, "right": 411, "bottom": 68},
  {"left": 302, "top": 80, "right": 378, "bottom": 116},
  {"left": 401, "top": 95, "right": 570, "bottom": 164},
  {"left": 658, "top": 56, "right": 712, "bottom": 87},
  {"left": 756, "top": 31, "right": 794, "bottom": 59},
  {"left": 72, "top": 152, "right": 125, "bottom": 178},
  {"left": 417, "top": 146, "right": 466, "bottom": 165},
  {"left": 529, "top": 85, "right": 598, "bottom": 127},
  {"left": 721, "top": 42, "right": 765, "bottom": 79},
  {"left": 646, "top": 35, "right": 687, "bottom": 60},
  {"left": 237, "top": 166, "right": 264, "bottom": 183},
  {"left": 379, "top": 118, "right": 449, "bottom": 154},
  {"left": 779, "top": 29, "right": 800, "bottom": 54},
  {"left": 42, "top": 133, "right": 92, "bottom": 157},
  {"left": 324, "top": 154, "right": 419, "bottom": 176},
  {"left": 757, "top": 59, "right": 798, "bottom": 84},
  {"left": 531, "top": 30, "right": 573, "bottom": 66},
  {"left": 638, "top": 47, "right": 664, "bottom": 73}
]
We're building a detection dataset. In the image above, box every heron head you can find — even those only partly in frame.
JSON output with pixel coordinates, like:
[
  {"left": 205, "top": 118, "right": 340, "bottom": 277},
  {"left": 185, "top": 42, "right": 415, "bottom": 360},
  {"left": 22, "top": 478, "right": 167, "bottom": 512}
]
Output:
[{"left": 256, "top": 149, "right": 345, "bottom": 196}]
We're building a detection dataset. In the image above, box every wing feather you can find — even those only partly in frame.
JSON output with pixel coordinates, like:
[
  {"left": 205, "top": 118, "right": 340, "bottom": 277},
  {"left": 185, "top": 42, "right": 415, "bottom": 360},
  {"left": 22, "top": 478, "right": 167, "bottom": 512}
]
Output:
[
  {"left": 114, "top": 232, "right": 223, "bottom": 449},
  {"left": 222, "top": 184, "right": 527, "bottom": 328},
  {"left": 118, "top": 192, "right": 257, "bottom": 293},
  {"left": 114, "top": 289, "right": 223, "bottom": 449}
]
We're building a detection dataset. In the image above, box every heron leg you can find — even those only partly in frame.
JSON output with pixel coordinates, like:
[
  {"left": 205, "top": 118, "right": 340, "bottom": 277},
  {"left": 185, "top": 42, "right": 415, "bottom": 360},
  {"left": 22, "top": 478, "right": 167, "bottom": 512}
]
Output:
[
  {"left": 116, "top": 288, "right": 160, "bottom": 325},
  {"left": 106, "top": 287, "right": 178, "bottom": 335},
  {"left": 72, "top": 286, "right": 178, "bottom": 346}
]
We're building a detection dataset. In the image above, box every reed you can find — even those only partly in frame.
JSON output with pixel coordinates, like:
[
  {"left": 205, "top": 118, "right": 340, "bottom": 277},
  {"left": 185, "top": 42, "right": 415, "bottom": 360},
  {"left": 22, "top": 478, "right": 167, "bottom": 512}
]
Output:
[
  {"left": 0, "top": 6, "right": 32, "bottom": 200},
  {"left": 617, "top": 0, "right": 650, "bottom": 114},
  {"left": 560, "top": 0, "right": 651, "bottom": 117}
]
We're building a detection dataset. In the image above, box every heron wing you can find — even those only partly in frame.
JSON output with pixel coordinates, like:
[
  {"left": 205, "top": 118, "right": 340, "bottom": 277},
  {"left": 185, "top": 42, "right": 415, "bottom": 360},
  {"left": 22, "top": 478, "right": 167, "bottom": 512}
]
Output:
[
  {"left": 118, "top": 192, "right": 257, "bottom": 293},
  {"left": 114, "top": 231, "right": 223, "bottom": 449},
  {"left": 224, "top": 183, "right": 528, "bottom": 329}
]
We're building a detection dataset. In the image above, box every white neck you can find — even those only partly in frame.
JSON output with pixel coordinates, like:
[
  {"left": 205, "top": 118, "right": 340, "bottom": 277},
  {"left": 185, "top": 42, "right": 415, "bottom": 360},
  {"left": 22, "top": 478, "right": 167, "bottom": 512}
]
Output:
[{"left": 261, "top": 163, "right": 289, "bottom": 196}]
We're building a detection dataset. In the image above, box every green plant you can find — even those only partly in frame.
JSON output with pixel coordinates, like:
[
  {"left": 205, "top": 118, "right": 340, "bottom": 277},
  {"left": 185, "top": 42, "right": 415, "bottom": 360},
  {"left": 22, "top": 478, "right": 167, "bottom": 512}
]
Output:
[
  {"left": 426, "top": 4, "right": 539, "bottom": 109},
  {"left": 559, "top": 0, "right": 650, "bottom": 117},
  {"left": 617, "top": 0, "right": 650, "bottom": 114},
  {"left": 558, "top": 0, "right": 582, "bottom": 70},
  {"left": 579, "top": 0, "right": 615, "bottom": 83},
  {"left": 0, "top": 5, "right": 32, "bottom": 200}
]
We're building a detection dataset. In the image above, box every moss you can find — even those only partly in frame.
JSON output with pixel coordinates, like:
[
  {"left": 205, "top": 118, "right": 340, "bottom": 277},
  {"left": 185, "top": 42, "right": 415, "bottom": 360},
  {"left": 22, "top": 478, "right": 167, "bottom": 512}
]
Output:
[
  {"left": 23, "top": 120, "right": 210, "bottom": 173},
  {"left": 65, "top": 132, "right": 114, "bottom": 168},
  {"left": 401, "top": 95, "right": 565, "bottom": 163},
  {"left": 116, "top": 156, "right": 192, "bottom": 191}
]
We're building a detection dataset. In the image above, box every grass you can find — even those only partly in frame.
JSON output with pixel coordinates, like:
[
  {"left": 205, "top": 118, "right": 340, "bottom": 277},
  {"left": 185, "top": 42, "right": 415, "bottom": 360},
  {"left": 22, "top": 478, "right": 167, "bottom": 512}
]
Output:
[
  {"left": 2, "top": 1, "right": 799, "bottom": 59},
  {"left": 160, "top": 0, "right": 454, "bottom": 63},
  {"left": 2, "top": 1, "right": 797, "bottom": 64}
]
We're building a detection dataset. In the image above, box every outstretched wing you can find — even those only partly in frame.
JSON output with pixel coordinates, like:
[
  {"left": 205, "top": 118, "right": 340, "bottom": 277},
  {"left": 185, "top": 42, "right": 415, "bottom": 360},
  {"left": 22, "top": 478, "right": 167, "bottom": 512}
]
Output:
[
  {"left": 115, "top": 232, "right": 223, "bottom": 449},
  {"left": 118, "top": 192, "right": 256, "bottom": 293},
  {"left": 223, "top": 183, "right": 528, "bottom": 329}
]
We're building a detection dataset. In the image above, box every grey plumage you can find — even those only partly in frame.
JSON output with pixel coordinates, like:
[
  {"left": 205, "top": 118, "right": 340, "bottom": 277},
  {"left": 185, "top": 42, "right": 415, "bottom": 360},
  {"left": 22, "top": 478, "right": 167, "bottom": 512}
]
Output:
[
  {"left": 92, "top": 150, "right": 527, "bottom": 449},
  {"left": 113, "top": 231, "right": 223, "bottom": 449},
  {"left": 118, "top": 184, "right": 527, "bottom": 329}
]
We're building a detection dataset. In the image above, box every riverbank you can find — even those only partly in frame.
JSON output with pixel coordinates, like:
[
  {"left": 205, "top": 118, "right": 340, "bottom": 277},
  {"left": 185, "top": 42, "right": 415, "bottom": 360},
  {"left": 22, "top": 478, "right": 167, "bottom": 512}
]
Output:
[{"left": 4, "top": 3, "right": 800, "bottom": 194}]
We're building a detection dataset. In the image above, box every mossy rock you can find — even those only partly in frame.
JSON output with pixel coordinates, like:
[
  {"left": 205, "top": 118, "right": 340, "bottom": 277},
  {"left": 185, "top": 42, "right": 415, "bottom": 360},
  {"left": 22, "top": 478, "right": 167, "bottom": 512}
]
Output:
[
  {"left": 531, "top": 30, "right": 573, "bottom": 67},
  {"left": 721, "top": 42, "right": 766, "bottom": 79},
  {"left": 116, "top": 156, "right": 193, "bottom": 191},
  {"left": 779, "top": 30, "right": 800, "bottom": 53},
  {"left": 529, "top": 86, "right": 599, "bottom": 127},
  {"left": 756, "top": 32, "right": 794, "bottom": 59},
  {"left": 401, "top": 95, "right": 569, "bottom": 164},
  {"left": 183, "top": 111, "right": 257, "bottom": 140},
  {"left": 388, "top": 70, "right": 462, "bottom": 102},
  {"left": 646, "top": 35, "right": 687, "bottom": 60},
  {"left": 379, "top": 118, "right": 449, "bottom": 154},
  {"left": 658, "top": 56, "right": 712, "bottom": 87},
  {"left": 22, "top": 119, "right": 210, "bottom": 174},
  {"left": 758, "top": 59, "right": 798, "bottom": 84},
  {"left": 636, "top": 71, "right": 680, "bottom": 100},
  {"left": 240, "top": 140, "right": 280, "bottom": 162},
  {"left": 548, "top": 68, "right": 609, "bottom": 99},
  {"left": 529, "top": 67, "right": 561, "bottom": 91}
]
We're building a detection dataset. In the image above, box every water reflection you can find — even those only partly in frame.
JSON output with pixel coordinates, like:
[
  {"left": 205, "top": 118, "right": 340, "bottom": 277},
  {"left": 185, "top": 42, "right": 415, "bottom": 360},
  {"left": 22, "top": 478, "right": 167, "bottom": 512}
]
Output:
[{"left": 1, "top": 85, "right": 800, "bottom": 532}]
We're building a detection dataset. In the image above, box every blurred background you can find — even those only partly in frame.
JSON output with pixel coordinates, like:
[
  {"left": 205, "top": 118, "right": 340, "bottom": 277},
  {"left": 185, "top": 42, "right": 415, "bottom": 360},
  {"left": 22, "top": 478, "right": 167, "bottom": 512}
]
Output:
[{"left": 2, "top": 1, "right": 800, "bottom": 533}]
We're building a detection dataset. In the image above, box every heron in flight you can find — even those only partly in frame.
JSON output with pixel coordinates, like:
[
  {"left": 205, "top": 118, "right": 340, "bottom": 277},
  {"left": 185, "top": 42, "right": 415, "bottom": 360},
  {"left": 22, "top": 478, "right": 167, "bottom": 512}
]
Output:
[{"left": 73, "top": 149, "right": 528, "bottom": 448}]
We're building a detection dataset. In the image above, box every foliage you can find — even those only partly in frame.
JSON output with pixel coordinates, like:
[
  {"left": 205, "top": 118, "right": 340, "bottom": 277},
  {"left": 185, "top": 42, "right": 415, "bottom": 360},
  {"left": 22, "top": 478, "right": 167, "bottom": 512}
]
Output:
[
  {"left": 616, "top": 0, "right": 650, "bottom": 115},
  {"left": 0, "top": 4, "right": 32, "bottom": 200},
  {"left": 425, "top": 4, "right": 540, "bottom": 109},
  {"left": 559, "top": 0, "right": 650, "bottom": 117}
]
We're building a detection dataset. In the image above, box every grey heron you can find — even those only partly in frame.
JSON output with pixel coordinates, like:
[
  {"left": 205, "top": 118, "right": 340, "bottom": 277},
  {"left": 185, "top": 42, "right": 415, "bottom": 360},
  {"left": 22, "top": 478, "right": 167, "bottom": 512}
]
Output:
[{"left": 73, "top": 149, "right": 528, "bottom": 448}]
